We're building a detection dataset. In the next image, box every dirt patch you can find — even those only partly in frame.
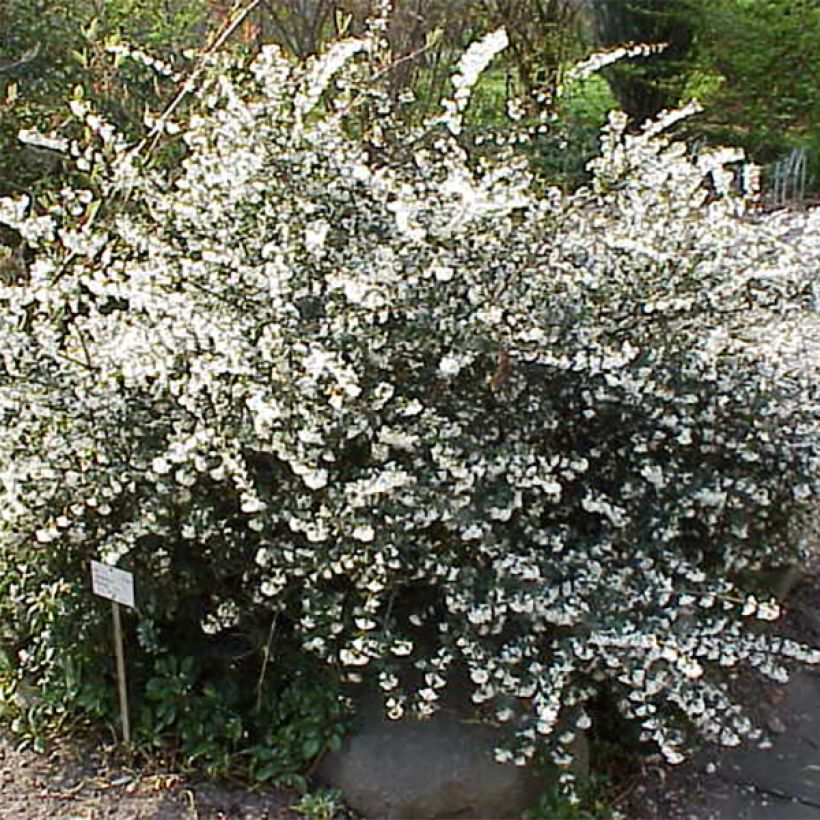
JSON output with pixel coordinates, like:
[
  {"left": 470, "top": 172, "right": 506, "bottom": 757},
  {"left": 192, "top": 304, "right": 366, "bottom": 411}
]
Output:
[{"left": 0, "top": 736, "right": 302, "bottom": 819}]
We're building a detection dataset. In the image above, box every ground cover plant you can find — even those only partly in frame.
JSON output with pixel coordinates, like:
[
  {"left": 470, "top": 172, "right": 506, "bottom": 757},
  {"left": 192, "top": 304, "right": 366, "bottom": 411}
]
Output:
[{"left": 0, "top": 12, "right": 819, "bottom": 796}]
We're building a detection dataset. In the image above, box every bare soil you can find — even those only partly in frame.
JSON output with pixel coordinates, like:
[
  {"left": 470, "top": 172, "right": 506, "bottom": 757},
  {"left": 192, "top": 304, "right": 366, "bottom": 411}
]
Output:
[{"left": 0, "top": 737, "right": 302, "bottom": 819}]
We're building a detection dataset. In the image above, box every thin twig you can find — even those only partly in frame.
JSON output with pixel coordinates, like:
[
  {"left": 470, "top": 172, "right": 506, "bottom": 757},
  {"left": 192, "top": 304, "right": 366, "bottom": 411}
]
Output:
[
  {"left": 72, "top": 324, "right": 97, "bottom": 372},
  {"left": 138, "top": 0, "right": 264, "bottom": 160},
  {"left": 331, "top": 38, "right": 449, "bottom": 123},
  {"left": 255, "top": 611, "right": 279, "bottom": 714}
]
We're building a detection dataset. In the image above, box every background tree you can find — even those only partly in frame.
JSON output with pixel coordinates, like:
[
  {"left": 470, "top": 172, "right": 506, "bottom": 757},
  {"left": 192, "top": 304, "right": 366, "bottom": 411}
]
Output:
[
  {"left": 247, "top": 1, "right": 485, "bottom": 123},
  {"left": 587, "top": 0, "right": 820, "bottom": 195},
  {"left": 686, "top": 0, "right": 820, "bottom": 164},
  {"left": 590, "top": 0, "right": 693, "bottom": 123},
  {"left": 251, "top": 0, "right": 347, "bottom": 59},
  {"left": 248, "top": 1, "right": 588, "bottom": 120},
  {"left": 478, "top": 0, "right": 586, "bottom": 109}
]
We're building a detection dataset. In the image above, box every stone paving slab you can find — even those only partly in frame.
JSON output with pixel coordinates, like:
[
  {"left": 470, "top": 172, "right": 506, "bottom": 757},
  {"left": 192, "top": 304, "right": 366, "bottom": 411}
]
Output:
[{"left": 696, "top": 670, "right": 820, "bottom": 819}]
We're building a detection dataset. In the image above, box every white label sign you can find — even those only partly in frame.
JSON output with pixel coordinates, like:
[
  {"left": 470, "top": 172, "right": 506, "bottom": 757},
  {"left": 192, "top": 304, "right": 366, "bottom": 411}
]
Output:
[{"left": 91, "top": 561, "right": 135, "bottom": 608}]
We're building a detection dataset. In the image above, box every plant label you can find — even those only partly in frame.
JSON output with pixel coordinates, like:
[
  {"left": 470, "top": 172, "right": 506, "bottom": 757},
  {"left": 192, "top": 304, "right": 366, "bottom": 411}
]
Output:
[{"left": 90, "top": 560, "right": 135, "bottom": 608}]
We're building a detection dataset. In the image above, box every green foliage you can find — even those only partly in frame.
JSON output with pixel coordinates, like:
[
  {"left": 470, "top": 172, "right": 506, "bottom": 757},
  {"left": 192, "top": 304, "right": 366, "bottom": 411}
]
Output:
[
  {"left": 0, "top": 554, "right": 113, "bottom": 749},
  {"left": 525, "top": 775, "right": 621, "bottom": 820},
  {"left": 292, "top": 788, "right": 346, "bottom": 820},
  {"left": 0, "top": 597, "right": 350, "bottom": 781},
  {"left": 688, "top": 0, "right": 820, "bottom": 162},
  {"left": 0, "top": 0, "right": 210, "bottom": 197},
  {"left": 135, "top": 651, "right": 349, "bottom": 782}
]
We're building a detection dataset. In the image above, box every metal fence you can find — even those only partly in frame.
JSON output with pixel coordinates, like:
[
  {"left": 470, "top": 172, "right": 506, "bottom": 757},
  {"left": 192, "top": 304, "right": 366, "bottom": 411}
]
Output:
[{"left": 768, "top": 147, "right": 810, "bottom": 208}]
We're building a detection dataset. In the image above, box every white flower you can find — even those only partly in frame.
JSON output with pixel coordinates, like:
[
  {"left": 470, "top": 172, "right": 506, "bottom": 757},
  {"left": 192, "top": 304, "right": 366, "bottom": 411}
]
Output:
[
  {"left": 378, "top": 428, "right": 418, "bottom": 451},
  {"left": 301, "top": 468, "right": 329, "bottom": 491},
  {"left": 391, "top": 640, "right": 413, "bottom": 657},
  {"left": 339, "top": 647, "right": 370, "bottom": 667},
  {"left": 18, "top": 129, "right": 69, "bottom": 153},
  {"left": 432, "top": 264, "right": 455, "bottom": 282},
  {"left": 640, "top": 465, "right": 665, "bottom": 488},
  {"left": 294, "top": 38, "right": 368, "bottom": 120},
  {"left": 0, "top": 194, "right": 30, "bottom": 227},
  {"left": 742, "top": 596, "right": 758, "bottom": 617},
  {"left": 379, "top": 673, "right": 399, "bottom": 691},
  {"left": 240, "top": 495, "right": 267, "bottom": 514},
  {"left": 352, "top": 524, "right": 375, "bottom": 542},
  {"left": 400, "top": 400, "right": 424, "bottom": 417},
  {"left": 695, "top": 488, "right": 727, "bottom": 508},
  {"left": 755, "top": 600, "right": 780, "bottom": 621},
  {"left": 305, "top": 220, "right": 329, "bottom": 254},
  {"left": 438, "top": 354, "right": 462, "bottom": 378},
  {"left": 151, "top": 457, "right": 171, "bottom": 475},
  {"left": 662, "top": 748, "right": 685, "bottom": 765}
]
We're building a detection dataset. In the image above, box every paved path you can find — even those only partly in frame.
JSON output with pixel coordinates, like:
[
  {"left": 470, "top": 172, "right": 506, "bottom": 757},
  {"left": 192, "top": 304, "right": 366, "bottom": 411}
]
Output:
[{"left": 696, "top": 669, "right": 820, "bottom": 819}]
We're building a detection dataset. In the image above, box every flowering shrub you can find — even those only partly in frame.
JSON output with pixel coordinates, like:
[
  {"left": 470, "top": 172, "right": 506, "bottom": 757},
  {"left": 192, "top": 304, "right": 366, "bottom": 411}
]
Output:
[{"left": 1, "top": 26, "right": 819, "bottom": 786}]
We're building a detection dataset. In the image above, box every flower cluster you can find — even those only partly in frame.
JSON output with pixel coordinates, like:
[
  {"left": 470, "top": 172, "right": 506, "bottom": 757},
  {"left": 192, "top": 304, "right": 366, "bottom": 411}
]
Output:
[{"left": 0, "top": 29, "right": 818, "bottom": 787}]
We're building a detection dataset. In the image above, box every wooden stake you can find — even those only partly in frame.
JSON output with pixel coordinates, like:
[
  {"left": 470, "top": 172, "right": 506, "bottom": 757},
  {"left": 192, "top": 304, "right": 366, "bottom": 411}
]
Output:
[{"left": 112, "top": 601, "right": 131, "bottom": 744}]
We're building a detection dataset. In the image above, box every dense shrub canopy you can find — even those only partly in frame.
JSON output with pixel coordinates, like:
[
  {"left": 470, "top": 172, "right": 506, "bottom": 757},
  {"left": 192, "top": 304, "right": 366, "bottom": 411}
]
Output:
[{"left": 0, "top": 27, "right": 819, "bottom": 783}]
